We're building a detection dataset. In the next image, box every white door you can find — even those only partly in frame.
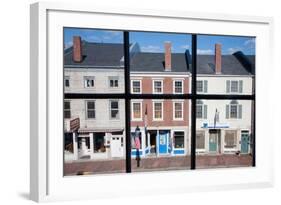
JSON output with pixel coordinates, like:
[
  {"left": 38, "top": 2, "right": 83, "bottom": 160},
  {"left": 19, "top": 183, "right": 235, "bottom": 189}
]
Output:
[{"left": 111, "top": 136, "right": 123, "bottom": 157}]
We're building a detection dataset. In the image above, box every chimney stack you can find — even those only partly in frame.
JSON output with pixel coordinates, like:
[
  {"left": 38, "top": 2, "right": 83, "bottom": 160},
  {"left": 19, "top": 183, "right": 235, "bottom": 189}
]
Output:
[
  {"left": 215, "top": 43, "right": 222, "bottom": 74},
  {"left": 73, "top": 36, "right": 82, "bottom": 63},
  {"left": 164, "top": 42, "right": 172, "bottom": 71}
]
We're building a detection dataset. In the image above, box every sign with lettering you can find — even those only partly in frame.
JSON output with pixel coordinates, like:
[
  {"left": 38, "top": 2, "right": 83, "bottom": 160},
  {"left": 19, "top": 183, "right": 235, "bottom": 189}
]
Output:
[{"left": 70, "top": 118, "right": 80, "bottom": 131}]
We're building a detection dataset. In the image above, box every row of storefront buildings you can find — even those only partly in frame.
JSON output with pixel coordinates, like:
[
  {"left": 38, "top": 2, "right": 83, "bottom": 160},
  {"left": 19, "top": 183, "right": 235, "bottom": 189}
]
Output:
[{"left": 63, "top": 36, "right": 255, "bottom": 162}]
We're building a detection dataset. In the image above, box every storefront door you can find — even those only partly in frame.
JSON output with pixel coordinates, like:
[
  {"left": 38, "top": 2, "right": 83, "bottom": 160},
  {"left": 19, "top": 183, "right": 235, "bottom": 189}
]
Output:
[
  {"left": 209, "top": 130, "right": 218, "bottom": 152},
  {"left": 158, "top": 131, "right": 169, "bottom": 155},
  {"left": 111, "top": 136, "right": 123, "bottom": 157},
  {"left": 241, "top": 131, "right": 249, "bottom": 154}
]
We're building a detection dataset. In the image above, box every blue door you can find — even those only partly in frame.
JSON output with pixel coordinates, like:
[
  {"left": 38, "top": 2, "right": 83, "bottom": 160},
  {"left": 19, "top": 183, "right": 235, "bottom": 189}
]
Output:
[
  {"left": 158, "top": 131, "right": 168, "bottom": 154},
  {"left": 241, "top": 132, "right": 249, "bottom": 154}
]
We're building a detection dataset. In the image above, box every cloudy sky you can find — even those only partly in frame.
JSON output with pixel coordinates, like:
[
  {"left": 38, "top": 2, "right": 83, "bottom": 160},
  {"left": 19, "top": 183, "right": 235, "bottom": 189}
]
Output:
[{"left": 64, "top": 28, "right": 255, "bottom": 55}]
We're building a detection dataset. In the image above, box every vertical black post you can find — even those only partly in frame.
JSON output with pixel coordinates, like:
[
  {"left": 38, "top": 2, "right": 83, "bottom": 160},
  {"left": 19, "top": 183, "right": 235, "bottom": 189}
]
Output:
[
  {"left": 124, "top": 31, "right": 131, "bottom": 173},
  {"left": 251, "top": 75, "right": 256, "bottom": 167},
  {"left": 191, "top": 34, "right": 197, "bottom": 170}
]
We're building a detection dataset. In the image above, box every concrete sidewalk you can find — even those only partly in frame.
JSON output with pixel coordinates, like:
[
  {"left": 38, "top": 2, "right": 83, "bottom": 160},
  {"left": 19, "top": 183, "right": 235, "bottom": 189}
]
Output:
[{"left": 64, "top": 154, "right": 252, "bottom": 176}]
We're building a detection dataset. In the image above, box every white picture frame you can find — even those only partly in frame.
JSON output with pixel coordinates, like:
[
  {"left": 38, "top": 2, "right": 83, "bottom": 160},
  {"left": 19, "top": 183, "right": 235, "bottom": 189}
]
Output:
[{"left": 30, "top": 2, "right": 274, "bottom": 202}]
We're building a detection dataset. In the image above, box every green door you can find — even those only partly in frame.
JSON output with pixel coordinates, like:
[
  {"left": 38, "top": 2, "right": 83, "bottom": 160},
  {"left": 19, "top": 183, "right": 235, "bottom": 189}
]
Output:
[
  {"left": 209, "top": 133, "right": 217, "bottom": 152},
  {"left": 241, "top": 132, "right": 249, "bottom": 154}
]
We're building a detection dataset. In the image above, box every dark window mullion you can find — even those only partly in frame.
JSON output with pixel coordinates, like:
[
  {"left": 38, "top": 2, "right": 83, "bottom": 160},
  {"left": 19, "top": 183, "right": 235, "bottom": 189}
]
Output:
[
  {"left": 124, "top": 31, "right": 131, "bottom": 173},
  {"left": 191, "top": 34, "right": 197, "bottom": 170}
]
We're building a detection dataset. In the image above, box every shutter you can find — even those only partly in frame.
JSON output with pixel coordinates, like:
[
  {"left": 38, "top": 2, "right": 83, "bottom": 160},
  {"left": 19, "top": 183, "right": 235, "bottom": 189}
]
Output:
[
  {"left": 226, "top": 80, "right": 230, "bottom": 93},
  {"left": 203, "top": 104, "right": 207, "bottom": 119},
  {"left": 238, "top": 104, "right": 242, "bottom": 119},
  {"left": 204, "top": 80, "right": 208, "bottom": 93},
  {"left": 226, "top": 105, "right": 229, "bottom": 119},
  {"left": 239, "top": 80, "right": 243, "bottom": 93}
]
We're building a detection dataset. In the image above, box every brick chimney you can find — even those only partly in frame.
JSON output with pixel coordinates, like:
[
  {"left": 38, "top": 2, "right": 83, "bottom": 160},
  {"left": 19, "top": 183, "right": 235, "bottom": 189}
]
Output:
[
  {"left": 164, "top": 42, "right": 172, "bottom": 71},
  {"left": 73, "top": 36, "right": 82, "bottom": 63},
  {"left": 215, "top": 43, "right": 222, "bottom": 74}
]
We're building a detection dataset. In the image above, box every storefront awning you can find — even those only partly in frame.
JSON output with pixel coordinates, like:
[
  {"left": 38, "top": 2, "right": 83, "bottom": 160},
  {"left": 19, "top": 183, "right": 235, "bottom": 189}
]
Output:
[{"left": 78, "top": 128, "right": 124, "bottom": 133}]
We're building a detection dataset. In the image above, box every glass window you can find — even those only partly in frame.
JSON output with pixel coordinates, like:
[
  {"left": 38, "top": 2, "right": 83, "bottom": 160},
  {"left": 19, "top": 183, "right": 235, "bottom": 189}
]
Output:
[
  {"left": 86, "top": 101, "right": 95, "bottom": 119},
  {"left": 174, "top": 131, "right": 184, "bottom": 148},
  {"left": 196, "top": 100, "right": 207, "bottom": 119},
  {"left": 65, "top": 76, "right": 70, "bottom": 87},
  {"left": 224, "top": 131, "right": 237, "bottom": 149},
  {"left": 64, "top": 101, "right": 71, "bottom": 119},
  {"left": 174, "top": 80, "right": 183, "bottom": 94},
  {"left": 153, "top": 101, "right": 163, "bottom": 120},
  {"left": 153, "top": 80, "right": 163, "bottom": 94},
  {"left": 132, "top": 80, "right": 141, "bottom": 93},
  {"left": 174, "top": 101, "right": 183, "bottom": 120},
  {"left": 109, "top": 76, "right": 119, "bottom": 88},
  {"left": 94, "top": 133, "right": 106, "bottom": 153},
  {"left": 110, "top": 100, "right": 119, "bottom": 119},
  {"left": 196, "top": 131, "right": 205, "bottom": 150},
  {"left": 84, "top": 76, "right": 95, "bottom": 88},
  {"left": 231, "top": 81, "right": 238, "bottom": 92},
  {"left": 132, "top": 102, "right": 142, "bottom": 120},
  {"left": 197, "top": 81, "right": 203, "bottom": 92}
]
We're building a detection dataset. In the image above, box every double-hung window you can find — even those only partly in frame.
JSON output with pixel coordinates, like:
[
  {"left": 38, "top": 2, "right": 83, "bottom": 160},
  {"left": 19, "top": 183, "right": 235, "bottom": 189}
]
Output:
[
  {"left": 153, "top": 80, "right": 163, "bottom": 94},
  {"left": 173, "top": 101, "right": 184, "bottom": 120},
  {"left": 64, "top": 101, "right": 71, "bottom": 119},
  {"left": 131, "top": 80, "right": 141, "bottom": 93},
  {"left": 153, "top": 101, "right": 163, "bottom": 120},
  {"left": 174, "top": 80, "right": 183, "bottom": 94},
  {"left": 110, "top": 100, "right": 119, "bottom": 119},
  {"left": 86, "top": 101, "right": 95, "bottom": 119},
  {"left": 226, "top": 80, "right": 243, "bottom": 93}
]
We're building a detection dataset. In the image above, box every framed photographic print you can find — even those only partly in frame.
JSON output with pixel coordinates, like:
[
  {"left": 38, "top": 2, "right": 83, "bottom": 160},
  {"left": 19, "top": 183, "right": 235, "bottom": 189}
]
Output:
[{"left": 30, "top": 2, "right": 274, "bottom": 202}]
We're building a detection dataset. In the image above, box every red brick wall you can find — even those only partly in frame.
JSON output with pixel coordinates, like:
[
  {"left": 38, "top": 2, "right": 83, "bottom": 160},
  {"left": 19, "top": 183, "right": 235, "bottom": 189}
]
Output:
[{"left": 131, "top": 76, "right": 190, "bottom": 128}]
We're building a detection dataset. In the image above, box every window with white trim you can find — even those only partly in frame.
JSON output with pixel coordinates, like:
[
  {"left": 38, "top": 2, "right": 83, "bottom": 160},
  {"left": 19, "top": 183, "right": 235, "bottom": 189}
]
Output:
[
  {"left": 84, "top": 76, "right": 95, "bottom": 88},
  {"left": 196, "top": 80, "right": 208, "bottom": 93},
  {"left": 196, "top": 100, "right": 207, "bottom": 119},
  {"left": 174, "top": 101, "right": 183, "bottom": 120},
  {"left": 226, "top": 80, "right": 243, "bottom": 93},
  {"left": 174, "top": 131, "right": 184, "bottom": 148},
  {"left": 196, "top": 131, "right": 205, "bottom": 150},
  {"left": 153, "top": 101, "right": 163, "bottom": 120},
  {"left": 110, "top": 100, "right": 119, "bottom": 119},
  {"left": 174, "top": 80, "right": 183, "bottom": 94},
  {"left": 109, "top": 76, "right": 119, "bottom": 88},
  {"left": 226, "top": 100, "right": 242, "bottom": 119},
  {"left": 224, "top": 130, "right": 237, "bottom": 149},
  {"left": 64, "top": 101, "right": 71, "bottom": 119},
  {"left": 132, "top": 80, "right": 141, "bottom": 93},
  {"left": 153, "top": 80, "right": 163, "bottom": 94},
  {"left": 132, "top": 102, "right": 142, "bottom": 120},
  {"left": 86, "top": 101, "right": 95, "bottom": 119}
]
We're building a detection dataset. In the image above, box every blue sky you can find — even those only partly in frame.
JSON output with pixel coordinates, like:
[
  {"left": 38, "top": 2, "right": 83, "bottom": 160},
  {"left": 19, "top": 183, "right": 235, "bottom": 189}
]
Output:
[{"left": 64, "top": 28, "right": 255, "bottom": 55}]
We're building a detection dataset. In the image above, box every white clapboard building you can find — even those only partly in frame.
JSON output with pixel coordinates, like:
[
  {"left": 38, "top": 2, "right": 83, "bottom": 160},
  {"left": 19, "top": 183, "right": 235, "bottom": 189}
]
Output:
[{"left": 195, "top": 44, "right": 255, "bottom": 155}]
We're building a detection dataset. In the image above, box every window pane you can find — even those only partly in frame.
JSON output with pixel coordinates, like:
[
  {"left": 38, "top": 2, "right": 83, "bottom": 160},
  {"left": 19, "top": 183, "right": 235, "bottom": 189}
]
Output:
[
  {"left": 130, "top": 31, "right": 191, "bottom": 94},
  {"left": 197, "top": 35, "right": 255, "bottom": 95},
  {"left": 130, "top": 99, "right": 191, "bottom": 172},
  {"left": 64, "top": 28, "right": 124, "bottom": 94},
  {"left": 196, "top": 100, "right": 253, "bottom": 169}
]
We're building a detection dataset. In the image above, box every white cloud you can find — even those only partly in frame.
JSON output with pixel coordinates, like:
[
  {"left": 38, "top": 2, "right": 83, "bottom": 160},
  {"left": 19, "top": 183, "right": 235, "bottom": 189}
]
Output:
[
  {"left": 197, "top": 49, "right": 213, "bottom": 55},
  {"left": 227, "top": 47, "right": 241, "bottom": 54},
  {"left": 180, "top": 45, "right": 190, "bottom": 50},
  {"left": 141, "top": 45, "right": 162, "bottom": 52},
  {"left": 244, "top": 38, "right": 255, "bottom": 46},
  {"left": 64, "top": 41, "right": 73, "bottom": 49}
]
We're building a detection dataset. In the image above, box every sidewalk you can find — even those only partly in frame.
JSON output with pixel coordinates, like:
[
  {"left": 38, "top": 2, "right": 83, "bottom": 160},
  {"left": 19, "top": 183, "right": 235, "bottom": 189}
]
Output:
[{"left": 64, "top": 154, "right": 252, "bottom": 176}]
